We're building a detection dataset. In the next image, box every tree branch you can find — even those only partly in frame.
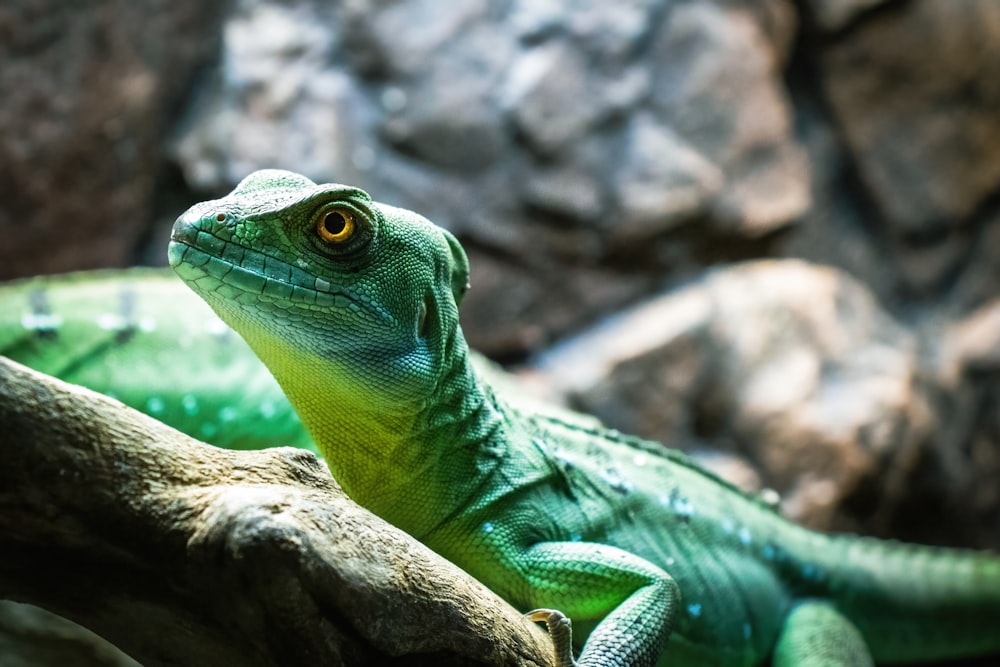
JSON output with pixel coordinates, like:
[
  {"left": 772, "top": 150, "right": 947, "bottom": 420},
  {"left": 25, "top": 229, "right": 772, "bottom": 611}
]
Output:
[{"left": 0, "top": 357, "right": 554, "bottom": 666}]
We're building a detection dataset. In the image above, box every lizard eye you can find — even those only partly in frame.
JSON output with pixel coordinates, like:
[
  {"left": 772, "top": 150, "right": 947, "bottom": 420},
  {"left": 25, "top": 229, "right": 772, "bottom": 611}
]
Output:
[{"left": 315, "top": 208, "right": 355, "bottom": 244}]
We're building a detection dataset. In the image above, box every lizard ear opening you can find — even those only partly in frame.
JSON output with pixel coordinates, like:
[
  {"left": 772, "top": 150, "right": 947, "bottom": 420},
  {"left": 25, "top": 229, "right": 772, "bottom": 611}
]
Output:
[
  {"left": 417, "top": 293, "right": 433, "bottom": 339},
  {"left": 442, "top": 229, "right": 470, "bottom": 306}
]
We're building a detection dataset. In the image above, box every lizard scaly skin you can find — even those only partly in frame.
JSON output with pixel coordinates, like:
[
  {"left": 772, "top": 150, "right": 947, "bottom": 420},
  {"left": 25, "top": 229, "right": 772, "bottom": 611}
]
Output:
[{"left": 0, "top": 269, "right": 314, "bottom": 453}]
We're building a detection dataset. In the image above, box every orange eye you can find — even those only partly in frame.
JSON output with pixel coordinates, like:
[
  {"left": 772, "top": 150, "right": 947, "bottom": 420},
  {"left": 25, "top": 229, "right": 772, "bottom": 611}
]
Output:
[{"left": 316, "top": 209, "right": 355, "bottom": 244}]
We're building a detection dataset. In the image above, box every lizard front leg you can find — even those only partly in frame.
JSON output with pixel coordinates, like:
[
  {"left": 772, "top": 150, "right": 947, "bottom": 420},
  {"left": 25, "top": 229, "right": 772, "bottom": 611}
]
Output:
[{"left": 518, "top": 541, "right": 680, "bottom": 667}]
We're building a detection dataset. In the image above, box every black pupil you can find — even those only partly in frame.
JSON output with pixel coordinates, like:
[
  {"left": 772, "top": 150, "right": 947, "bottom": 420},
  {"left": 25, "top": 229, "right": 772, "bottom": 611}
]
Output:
[{"left": 324, "top": 212, "right": 347, "bottom": 236}]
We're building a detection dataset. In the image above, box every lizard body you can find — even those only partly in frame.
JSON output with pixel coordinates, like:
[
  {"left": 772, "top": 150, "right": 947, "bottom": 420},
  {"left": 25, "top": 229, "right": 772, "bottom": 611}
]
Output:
[
  {"left": 150, "top": 169, "right": 1000, "bottom": 664},
  {"left": 0, "top": 270, "right": 315, "bottom": 453}
]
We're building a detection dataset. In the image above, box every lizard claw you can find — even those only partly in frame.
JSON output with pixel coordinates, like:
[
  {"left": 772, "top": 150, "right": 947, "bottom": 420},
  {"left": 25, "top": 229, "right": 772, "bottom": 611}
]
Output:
[{"left": 527, "top": 608, "right": 578, "bottom": 667}]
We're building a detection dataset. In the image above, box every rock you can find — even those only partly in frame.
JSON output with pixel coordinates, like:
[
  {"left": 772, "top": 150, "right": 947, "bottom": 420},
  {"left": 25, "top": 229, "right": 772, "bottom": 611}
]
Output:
[
  {"left": 939, "top": 299, "right": 1000, "bottom": 382},
  {"left": 510, "top": 0, "right": 664, "bottom": 61},
  {"left": 337, "top": 0, "right": 491, "bottom": 78},
  {"left": 0, "top": 0, "right": 226, "bottom": 280},
  {"left": 649, "top": 1, "right": 809, "bottom": 236},
  {"left": 773, "top": 93, "right": 899, "bottom": 306},
  {"left": 518, "top": 134, "right": 611, "bottom": 224},
  {"left": 611, "top": 113, "right": 724, "bottom": 239},
  {"left": 890, "top": 229, "right": 972, "bottom": 296},
  {"left": 379, "top": 25, "right": 511, "bottom": 170},
  {"left": 734, "top": 0, "right": 801, "bottom": 58},
  {"left": 460, "top": 247, "right": 655, "bottom": 357},
  {"left": 949, "top": 212, "right": 1000, "bottom": 313},
  {"left": 921, "top": 298, "right": 1000, "bottom": 550},
  {"left": 803, "top": 0, "right": 890, "bottom": 32},
  {"left": 530, "top": 260, "right": 929, "bottom": 531},
  {"left": 562, "top": 0, "right": 666, "bottom": 62},
  {"left": 820, "top": 0, "right": 1000, "bottom": 235},
  {"left": 173, "top": 1, "right": 377, "bottom": 190},
  {"left": 504, "top": 39, "right": 613, "bottom": 157}
]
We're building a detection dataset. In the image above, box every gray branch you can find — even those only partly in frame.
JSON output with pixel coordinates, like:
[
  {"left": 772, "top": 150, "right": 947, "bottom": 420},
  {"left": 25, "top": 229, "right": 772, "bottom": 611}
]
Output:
[{"left": 0, "top": 357, "right": 553, "bottom": 667}]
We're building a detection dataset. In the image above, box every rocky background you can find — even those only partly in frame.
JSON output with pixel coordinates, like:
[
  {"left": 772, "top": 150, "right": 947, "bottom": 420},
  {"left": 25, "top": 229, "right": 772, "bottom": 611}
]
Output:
[{"left": 1, "top": 0, "right": 999, "bottom": 658}]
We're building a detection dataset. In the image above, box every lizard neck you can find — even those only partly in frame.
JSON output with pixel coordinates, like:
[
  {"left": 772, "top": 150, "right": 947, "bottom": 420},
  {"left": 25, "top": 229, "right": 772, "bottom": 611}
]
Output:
[{"left": 260, "top": 327, "right": 507, "bottom": 537}]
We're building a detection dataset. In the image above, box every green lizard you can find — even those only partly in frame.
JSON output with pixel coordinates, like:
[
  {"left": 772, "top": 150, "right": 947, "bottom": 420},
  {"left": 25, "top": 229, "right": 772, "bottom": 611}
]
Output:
[
  {"left": 165, "top": 169, "right": 1000, "bottom": 666},
  {"left": 29, "top": 166, "right": 985, "bottom": 666},
  {"left": 0, "top": 270, "right": 315, "bottom": 453}
]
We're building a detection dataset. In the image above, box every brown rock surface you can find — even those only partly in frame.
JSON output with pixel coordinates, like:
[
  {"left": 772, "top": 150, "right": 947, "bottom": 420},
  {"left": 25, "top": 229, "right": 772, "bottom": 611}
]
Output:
[
  {"left": 530, "top": 260, "right": 930, "bottom": 532},
  {"left": 819, "top": 0, "right": 1000, "bottom": 235},
  {"left": 0, "top": 0, "right": 226, "bottom": 280}
]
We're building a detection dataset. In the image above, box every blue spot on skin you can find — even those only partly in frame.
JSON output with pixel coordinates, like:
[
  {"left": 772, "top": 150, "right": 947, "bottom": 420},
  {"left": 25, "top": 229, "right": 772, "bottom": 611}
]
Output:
[
  {"left": 146, "top": 396, "right": 165, "bottom": 415},
  {"left": 569, "top": 533, "right": 582, "bottom": 542},
  {"left": 665, "top": 489, "right": 694, "bottom": 523},
  {"left": 673, "top": 496, "right": 695, "bottom": 518},
  {"left": 743, "top": 623, "right": 752, "bottom": 639},
  {"left": 218, "top": 406, "right": 238, "bottom": 422},
  {"left": 738, "top": 527, "right": 752, "bottom": 545},
  {"left": 554, "top": 448, "right": 576, "bottom": 470},
  {"left": 762, "top": 544, "right": 776, "bottom": 560},
  {"left": 802, "top": 563, "right": 821, "bottom": 580},
  {"left": 182, "top": 393, "right": 199, "bottom": 416},
  {"left": 21, "top": 313, "right": 63, "bottom": 331},
  {"left": 482, "top": 522, "right": 494, "bottom": 534},
  {"left": 601, "top": 467, "right": 633, "bottom": 493},
  {"left": 96, "top": 313, "right": 126, "bottom": 331},
  {"left": 687, "top": 603, "right": 702, "bottom": 618}
]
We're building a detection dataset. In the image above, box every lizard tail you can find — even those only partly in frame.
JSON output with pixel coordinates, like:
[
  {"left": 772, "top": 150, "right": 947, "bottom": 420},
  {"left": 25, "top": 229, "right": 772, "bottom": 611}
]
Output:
[{"left": 814, "top": 533, "right": 1000, "bottom": 663}]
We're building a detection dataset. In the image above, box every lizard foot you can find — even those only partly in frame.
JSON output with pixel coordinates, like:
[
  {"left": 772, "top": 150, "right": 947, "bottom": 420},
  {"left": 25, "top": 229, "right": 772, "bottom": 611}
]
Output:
[{"left": 527, "top": 608, "right": 578, "bottom": 667}]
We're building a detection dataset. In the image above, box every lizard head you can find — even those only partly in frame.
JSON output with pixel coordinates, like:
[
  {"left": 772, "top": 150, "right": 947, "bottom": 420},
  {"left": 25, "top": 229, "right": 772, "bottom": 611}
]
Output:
[{"left": 168, "top": 169, "right": 470, "bottom": 423}]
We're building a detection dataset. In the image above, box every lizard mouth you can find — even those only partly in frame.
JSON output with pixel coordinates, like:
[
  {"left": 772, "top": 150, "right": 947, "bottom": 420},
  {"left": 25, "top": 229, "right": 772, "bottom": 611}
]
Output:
[{"left": 168, "top": 223, "right": 359, "bottom": 312}]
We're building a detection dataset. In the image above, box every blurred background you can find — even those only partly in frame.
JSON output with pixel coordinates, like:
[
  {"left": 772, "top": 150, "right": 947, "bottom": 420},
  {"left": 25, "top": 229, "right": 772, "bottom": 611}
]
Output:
[
  {"left": 3, "top": 0, "right": 1000, "bottom": 542},
  {"left": 1, "top": 0, "right": 1000, "bottom": 657}
]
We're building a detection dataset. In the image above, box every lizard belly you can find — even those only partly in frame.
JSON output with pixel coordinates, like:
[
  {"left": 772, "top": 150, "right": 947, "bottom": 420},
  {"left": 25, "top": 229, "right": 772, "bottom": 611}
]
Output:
[
  {"left": 609, "top": 521, "right": 789, "bottom": 666},
  {"left": 416, "top": 406, "right": 796, "bottom": 666},
  {"left": 540, "top": 432, "right": 793, "bottom": 665}
]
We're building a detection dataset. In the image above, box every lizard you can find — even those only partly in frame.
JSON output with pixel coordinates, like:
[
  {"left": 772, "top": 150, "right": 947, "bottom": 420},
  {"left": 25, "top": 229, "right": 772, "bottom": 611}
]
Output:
[
  {"left": 0, "top": 269, "right": 316, "bottom": 454},
  {"left": 153, "top": 167, "right": 999, "bottom": 666}
]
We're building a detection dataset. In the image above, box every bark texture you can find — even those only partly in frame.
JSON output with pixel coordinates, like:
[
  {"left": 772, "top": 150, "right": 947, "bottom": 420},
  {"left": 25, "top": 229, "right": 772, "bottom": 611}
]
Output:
[{"left": 0, "top": 357, "right": 553, "bottom": 667}]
